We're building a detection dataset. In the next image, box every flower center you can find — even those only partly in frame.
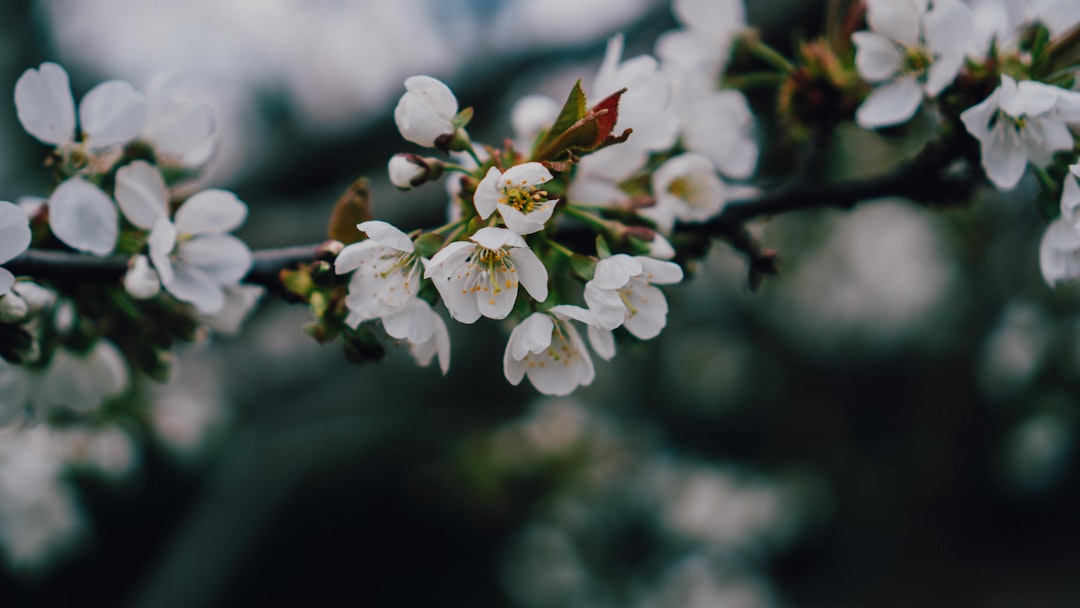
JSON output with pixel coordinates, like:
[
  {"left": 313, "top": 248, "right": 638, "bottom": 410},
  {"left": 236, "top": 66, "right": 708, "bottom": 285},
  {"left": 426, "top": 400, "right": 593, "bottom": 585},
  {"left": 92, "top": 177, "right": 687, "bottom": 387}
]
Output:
[
  {"left": 903, "top": 47, "right": 931, "bottom": 76},
  {"left": 500, "top": 179, "right": 548, "bottom": 214}
]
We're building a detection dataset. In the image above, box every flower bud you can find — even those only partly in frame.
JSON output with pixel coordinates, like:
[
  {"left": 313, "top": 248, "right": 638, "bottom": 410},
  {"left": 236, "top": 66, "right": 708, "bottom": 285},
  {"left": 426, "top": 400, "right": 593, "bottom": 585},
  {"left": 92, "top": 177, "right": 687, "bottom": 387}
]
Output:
[
  {"left": 314, "top": 239, "right": 345, "bottom": 263},
  {"left": 388, "top": 153, "right": 444, "bottom": 190},
  {"left": 0, "top": 292, "right": 28, "bottom": 323},
  {"left": 11, "top": 281, "right": 54, "bottom": 316},
  {"left": 124, "top": 255, "right": 161, "bottom": 299},
  {"left": 394, "top": 75, "right": 458, "bottom": 147}
]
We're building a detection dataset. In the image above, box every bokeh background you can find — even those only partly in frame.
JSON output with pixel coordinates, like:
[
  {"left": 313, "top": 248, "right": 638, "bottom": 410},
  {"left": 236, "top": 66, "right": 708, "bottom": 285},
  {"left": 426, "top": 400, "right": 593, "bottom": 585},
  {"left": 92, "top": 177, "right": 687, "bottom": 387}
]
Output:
[{"left": 2, "top": 1, "right": 1080, "bottom": 606}]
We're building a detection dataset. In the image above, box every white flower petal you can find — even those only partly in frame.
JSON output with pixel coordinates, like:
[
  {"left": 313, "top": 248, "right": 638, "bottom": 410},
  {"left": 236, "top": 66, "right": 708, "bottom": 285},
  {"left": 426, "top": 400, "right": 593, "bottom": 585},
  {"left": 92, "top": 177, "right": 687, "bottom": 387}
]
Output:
[
  {"left": 0, "top": 269, "right": 14, "bottom": 297},
  {"left": 867, "top": 0, "right": 923, "bottom": 47},
  {"left": 498, "top": 201, "right": 554, "bottom": 235},
  {"left": 79, "top": 80, "right": 146, "bottom": 150},
  {"left": 588, "top": 325, "right": 616, "bottom": 361},
  {"left": 924, "top": 0, "right": 974, "bottom": 54},
  {"left": 981, "top": 124, "right": 1028, "bottom": 191},
  {"left": 149, "top": 218, "right": 177, "bottom": 284},
  {"left": 473, "top": 167, "right": 502, "bottom": 219},
  {"left": 335, "top": 240, "right": 383, "bottom": 275},
  {"left": 0, "top": 201, "right": 32, "bottom": 264},
  {"left": 177, "top": 235, "right": 253, "bottom": 285},
  {"left": 477, "top": 265, "right": 519, "bottom": 320},
  {"left": 164, "top": 264, "right": 225, "bottom": 314},
  {"left": 1040, "top": 218, "right": 1080, "bottom": 285},
  {"left": 48, "top": 177, "right": 118, "bottom": 256},
  {"left": 471, "top": 227, "right": 527, "bottom": 250},
  {"left": 115, "top": 160, "right": 169, "bottom": 230},
  {"left": 14, "top": 62, "right": 76, "bottom": 146},
  {"left": 502, "top": 162, "right": 553, "bottom": 188},
  {"left": 852, "top": 31, "right": 904, "bottom": 83},
  {"left": 199, "top": 285, "right": 263, "bottom": 336},
  {"left": 855, "top": 76, "right": 924, "bottom": 128},
  {"left": 584, "top": 282, "right": 628, "bottom": 330},
  {"left": 636, "top": 257, "right": 684, "bottom": 285},
  {"left": 382, "top": 298, "right": 439, "bottom": 344},
  {"left": 622, "top": 282, "right": 669, "bottom": 339},
  {"left": 592, "top": 254, "right": 641, "bottom": 290},
  {"left": 358, "top": 220, "right": 413, "bottom": 253},
  {"left": 174, "top": 190, "right": 247, "bottom": 235},
  {"left": 959, "top": 89, "right": 999, "bottom": 141},
  {"left": 508, "top": 247, "right": 548, "bottom": 302}
]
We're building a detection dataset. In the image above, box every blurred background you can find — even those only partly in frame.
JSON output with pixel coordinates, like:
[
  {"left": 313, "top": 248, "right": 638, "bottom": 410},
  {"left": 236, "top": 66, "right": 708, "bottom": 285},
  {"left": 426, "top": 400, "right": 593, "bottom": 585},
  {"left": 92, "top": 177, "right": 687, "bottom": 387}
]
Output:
[{"left": 2, "top": 0, "right": 1080, "bottom": 606}]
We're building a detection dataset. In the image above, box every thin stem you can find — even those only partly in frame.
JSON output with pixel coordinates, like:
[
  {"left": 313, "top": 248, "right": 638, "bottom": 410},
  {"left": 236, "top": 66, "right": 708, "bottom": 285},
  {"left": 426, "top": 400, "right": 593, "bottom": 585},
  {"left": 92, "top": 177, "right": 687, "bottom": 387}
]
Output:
[
  {"left": 563, "top": 204, "right": 611, "bottom": 232},
  {"left": 746, "top": 37, "right": 795, "bottom": 74}
]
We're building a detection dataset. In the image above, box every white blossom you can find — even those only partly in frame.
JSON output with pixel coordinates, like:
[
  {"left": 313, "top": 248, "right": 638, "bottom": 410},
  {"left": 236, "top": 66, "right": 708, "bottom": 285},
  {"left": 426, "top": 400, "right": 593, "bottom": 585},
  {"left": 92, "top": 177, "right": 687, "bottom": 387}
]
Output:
[
  {"left": 655, "top": 0, "right": 746, "bottom": 77},
  {"left": 334, "top": 220, "right": 425, "bottom": 328},
  {"left": 382, "top": 297, "right": 451, "bottom": 375},
  {"left": 115, "top": 160, "right": 252, "bottom": 314},
  {"left": 424, "top": 227, "right": 548, "bottom": 323},
  {"left": 645, "top": 152, "right": 730, "bottom": 233},
  {"left": 0, "top": 201, "right": 32, "bottom": 296},
  {"left": 474, "top": 163, "right": 557, "bottom": 235},
  {"left": 503, "top": 308, "right": 597, "bottom": 396},
  {"left": 388, "top": 154, "right": 426, "bottom": 189},
  {"left": 140, "top": 74, "right": 217, "bottom": 168},
  {"left": 198, "top": 285, "right": 264, "bottom": 336},
  {"left": 960, "top": 76, "right": 1080, "bottom": 191},
  {"left": 1040, "top": 165, "right": 1080, "bottom": 285},
  {"left": 0, "top": 340, "right": 129, "bottom": 420},
  {"left": 584, "top": 254, "right": 684, "bottom": 339},
  {"left": 394, "top": 75, "right": 458, "bottom": 148},
  {"left": 852, "top": 0, "right": 974, "bottom": 128},
  {"left": 15, "top": 62, "right": 145, "bottom": 152},
  {"left": 124, "top": 255, "right": 161, "bottom": 299}
]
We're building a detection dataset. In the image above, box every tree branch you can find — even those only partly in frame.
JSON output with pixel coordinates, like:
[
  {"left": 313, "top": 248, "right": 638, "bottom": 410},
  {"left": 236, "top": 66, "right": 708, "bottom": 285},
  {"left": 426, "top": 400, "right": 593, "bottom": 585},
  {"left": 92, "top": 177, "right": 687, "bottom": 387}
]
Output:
[{"left": 6, "top": 245, "right": 319, "bottom": 289}]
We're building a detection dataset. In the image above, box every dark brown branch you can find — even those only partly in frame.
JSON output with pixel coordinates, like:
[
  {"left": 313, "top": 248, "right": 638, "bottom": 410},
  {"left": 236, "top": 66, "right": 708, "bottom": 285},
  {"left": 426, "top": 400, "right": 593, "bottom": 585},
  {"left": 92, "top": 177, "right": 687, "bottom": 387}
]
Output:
[{"left": 6, "top": 244, "right": 319, "bottom": 289}]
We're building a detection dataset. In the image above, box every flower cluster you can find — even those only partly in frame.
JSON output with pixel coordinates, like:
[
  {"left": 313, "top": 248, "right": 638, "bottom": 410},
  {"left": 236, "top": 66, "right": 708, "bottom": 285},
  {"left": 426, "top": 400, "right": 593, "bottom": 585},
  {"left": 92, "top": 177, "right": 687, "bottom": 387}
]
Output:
[{"left": 0, "top": 63, "right": 260, "bottom": 423}]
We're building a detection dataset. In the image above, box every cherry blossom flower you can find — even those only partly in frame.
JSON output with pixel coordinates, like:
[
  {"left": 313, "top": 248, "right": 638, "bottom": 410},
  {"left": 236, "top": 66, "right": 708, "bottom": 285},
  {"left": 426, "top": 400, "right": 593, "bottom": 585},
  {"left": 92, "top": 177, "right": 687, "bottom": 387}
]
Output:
[
  {"left": 1040, "top": 165, "right": 1080, "bottom": 285},
  {"left": 655, "top": 0, "right": 746, "bottom": 77},
  {"left": 334, "top": 220, "right": 425, "bottom": 328},
  {"left": 46, "top": 177, "right": 118, "bottom": 256},
  {"left": 645, "top": 152, "right": 730, "bottom": 234},
  {"left": 140, "top": 74, "right": 217, "bottom": 168},
  {"left": 15, "top": 62, "right": 145, "bottom": 153},
  {"left": 960, "top": 76, "right": 1080, "bottom": 191},
  {"left": 503, "top": 308, "right": 597, "bottom": 396},
  {"left": 852, "top": 0, "right": 973, "bottom": 128},
  {"left": 0, "top": 340, "right": 128, "bottom": 419},
  {"left": 474, "top": 163, "right": 556, "bottom": 235},
  {"left": 114, "top": 161, "right": 252, "bottom": 314},
  {"left": 424, "top": 227, "right": 548, "bottom": 323},
  {"left": 394, "top": 75, "right": 458, "bottom": 148},
  {"left": 584, "top": 254, "right": 684, "bottom": 339},
  {"left": 0, "top": 201, "right": 32, "bottom": 296},
  {"left": 381, "top": 297, "right": 451, "bottom": 375}
]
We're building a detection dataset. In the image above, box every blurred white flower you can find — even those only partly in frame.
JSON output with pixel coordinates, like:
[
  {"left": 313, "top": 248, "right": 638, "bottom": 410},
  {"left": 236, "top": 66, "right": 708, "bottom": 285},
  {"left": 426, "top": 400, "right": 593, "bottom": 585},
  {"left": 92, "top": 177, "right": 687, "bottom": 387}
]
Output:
[
  {"left": 511, "top": 94, "right": 561, "bottom": 154},
  {"left": 15, "top": 62, "right": 145, "bottom": 152},
  {"left": 961, "top": 77, "right": 1080, "bottom": 191},
  {"left": 140, "top": 73, "right": 217, "bottom": 168},
  {"left": 655, "top": 0, "right": 746, "bottom": 77},
  {"left": 966, "top": 0, "right": 1080, "bottom": 54},
  {"left": 198, "top": 284, "right": 265, "bottom": 336},
  {"left": 852, "top": 0, "right": 973, "bottom": 128},
  {"left": 576, "top": 35, "right": 679, "bottom": 182},
  {"left": 646, "top": 152, "right": 729, "bottom": 233},
  {"left": 584, "top": 254, "right": 683, "bottom": 340},
  {"left": 394, "top": 75, "right": 458, "bottom": 148},
  {"left": 115, "top": 161, "right": 252, "bottom": 314},
  {"left": 123, "top": 255, "right": 161, "bottom": 299},
  {"left": 334, "top": 220, "right": 425, "bottom": 328},
  {"left": 424, "top": 227, "right": 548, "bottom": 323},
  {"left": 0, "top": 428, "right": 87, "bottom": 572},
  {"left": 474, "top": 163, "right": 556, "bottom": 235},
  {"left": 0, "top": 340, "right": 128, "bottom": 421},
  {"left": 0, "top": 201, "right": 32, "bottom": 296},
  {"left": 503, "top": 308, "right": 597, "bottom": 396}
]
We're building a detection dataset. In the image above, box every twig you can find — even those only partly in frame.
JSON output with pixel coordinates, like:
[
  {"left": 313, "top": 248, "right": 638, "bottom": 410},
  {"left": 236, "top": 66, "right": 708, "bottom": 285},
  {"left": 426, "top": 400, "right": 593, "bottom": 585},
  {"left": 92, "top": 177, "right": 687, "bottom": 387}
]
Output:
[{"left": 6, "top": 245, "right": 319, "bottom": 289}]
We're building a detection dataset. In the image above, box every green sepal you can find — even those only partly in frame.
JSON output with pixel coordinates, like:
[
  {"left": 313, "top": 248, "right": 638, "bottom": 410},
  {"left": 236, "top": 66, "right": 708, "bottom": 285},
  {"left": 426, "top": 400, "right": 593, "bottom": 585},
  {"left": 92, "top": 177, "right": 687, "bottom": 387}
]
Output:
[
  {"left": 452, "top": 107, "right": 474, "bottom": 130},
  {"left": 570, "top": 254, "right": 597, "bottom": 281},
  {"left": 596, "top": 235, "right": 612, "bottom": 259},
  {"left": 414, "top": 232, "right": 445, "bottom": 258}
]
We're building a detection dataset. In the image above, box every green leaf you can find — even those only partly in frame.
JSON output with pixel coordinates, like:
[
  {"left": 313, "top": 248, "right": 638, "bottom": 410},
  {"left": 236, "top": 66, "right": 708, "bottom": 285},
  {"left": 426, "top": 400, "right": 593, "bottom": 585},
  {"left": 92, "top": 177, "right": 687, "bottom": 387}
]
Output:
[
  {"left": 532, "top": 80, "right": 587, "bottom": 158},
  {"left": 570, "top": 254, "right": 597, "bottom": 281},
  {"left": 532, "top": 88, "right": 630, "bottom": 162}
]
